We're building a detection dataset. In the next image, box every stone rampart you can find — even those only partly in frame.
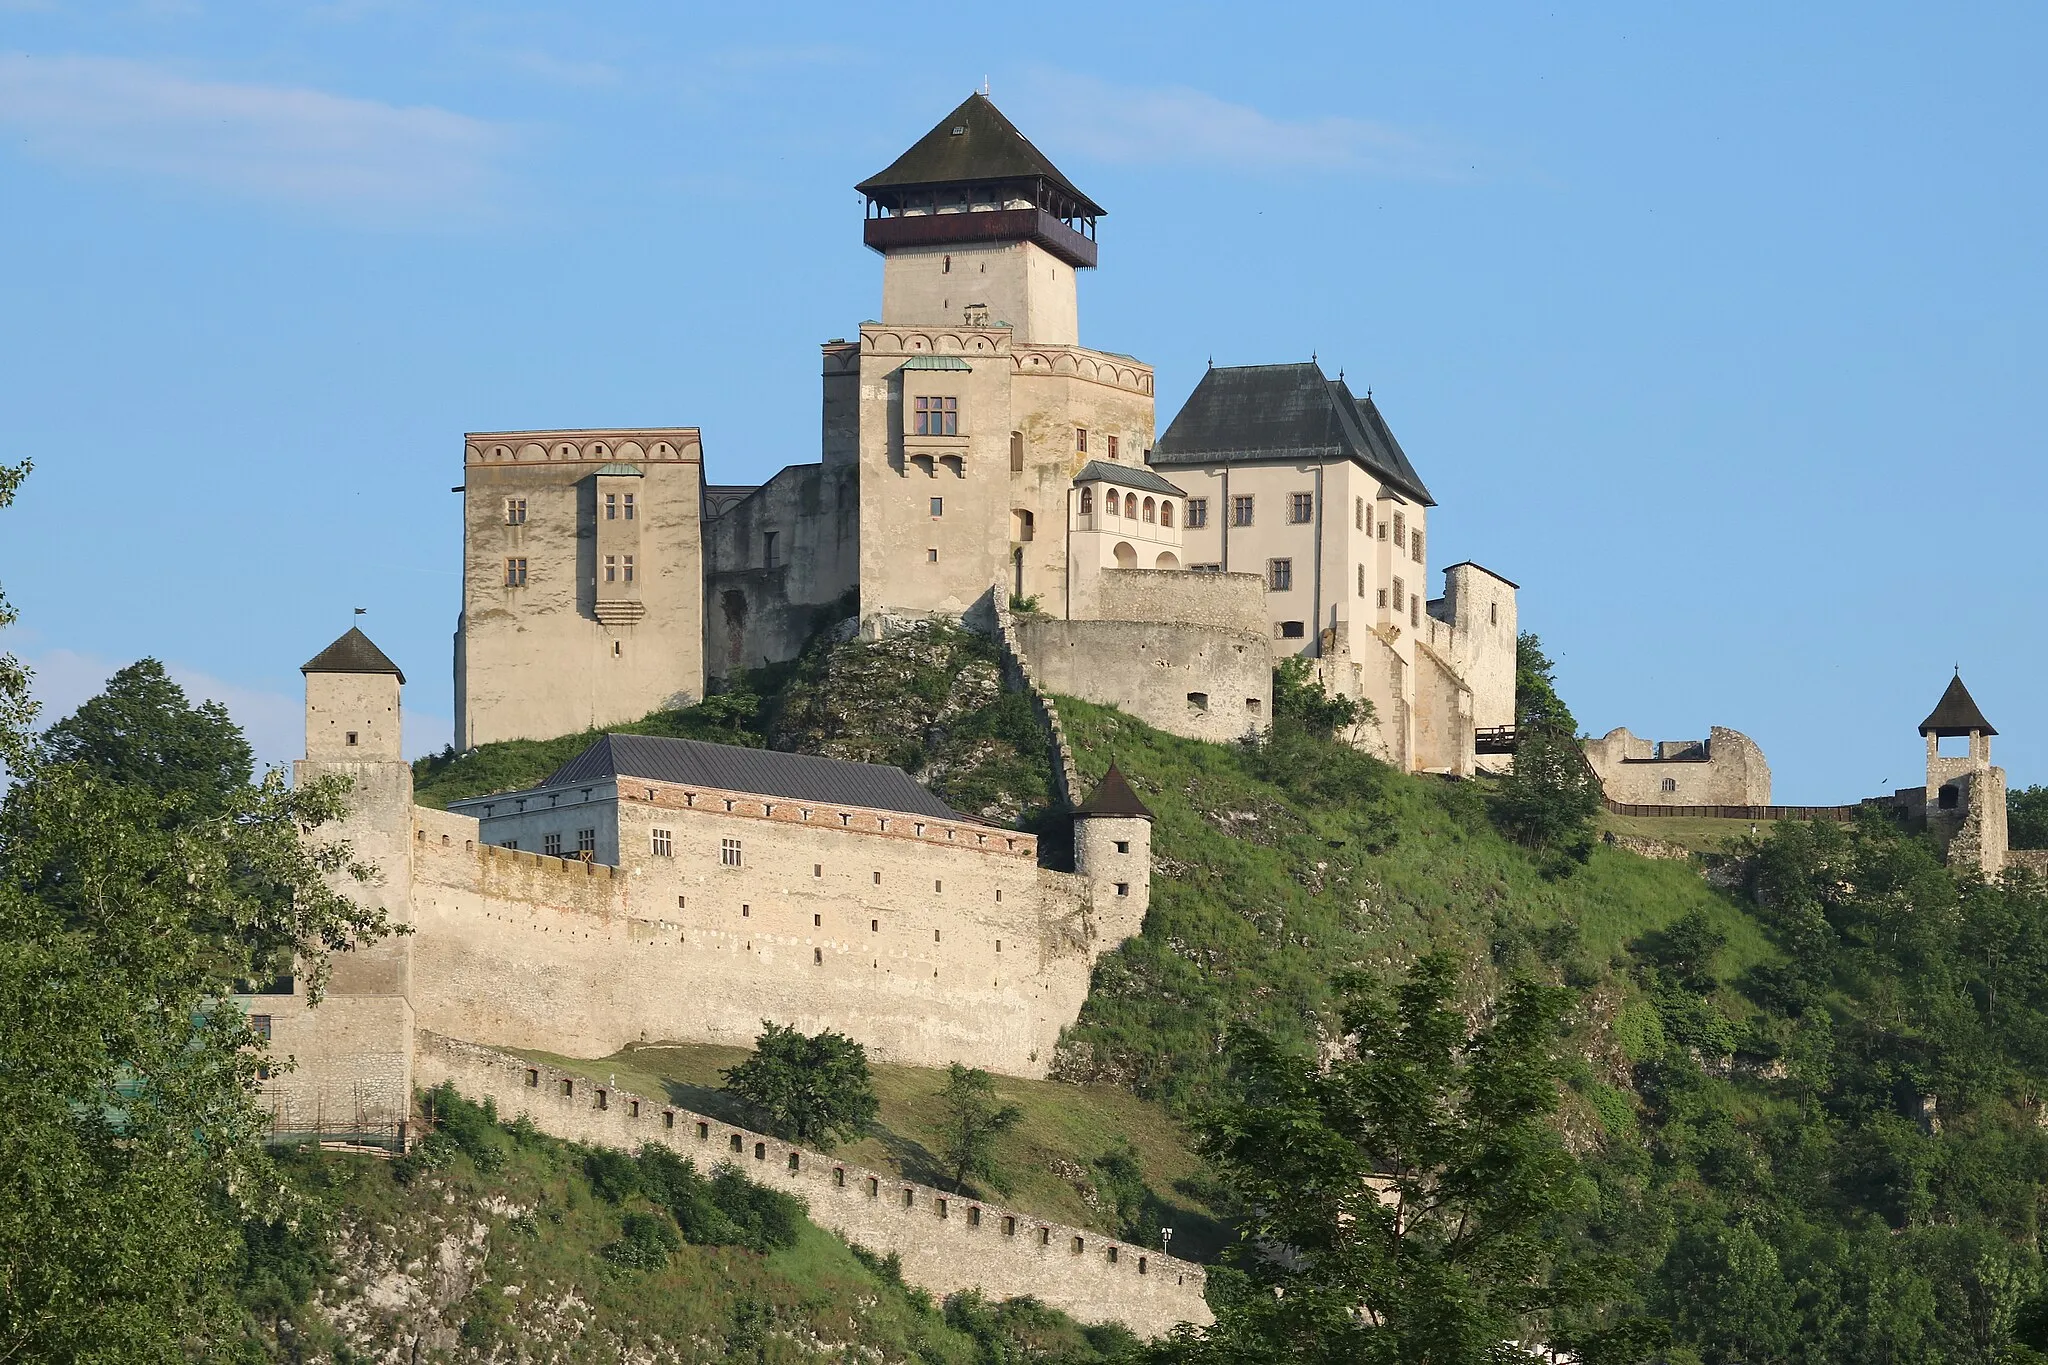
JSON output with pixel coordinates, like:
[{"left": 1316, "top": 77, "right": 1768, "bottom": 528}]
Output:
[
  {"left": 991, "top": 590, "right": 1083, "bottom": 808},
  {"left": 1013, "top": 618, "right": 1270, "bottom": 747},
  {"left": 1080, "top": 567, "right": 1268, "bottom": 637},
  {"left": 1584, "top": 726, "right": 1771, "bottom": 807},
  {"left": 416, "top": 1032, "right": 1210, "bottom": 1340}
]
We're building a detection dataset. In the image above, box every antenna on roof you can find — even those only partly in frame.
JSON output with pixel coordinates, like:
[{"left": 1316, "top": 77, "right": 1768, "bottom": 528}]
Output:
[
  {"left": 982, "top": 75, "right": 990, "bottom": 96},
  {"left": 1311, "top": 351, "right": 1317, "bottom": 365}
]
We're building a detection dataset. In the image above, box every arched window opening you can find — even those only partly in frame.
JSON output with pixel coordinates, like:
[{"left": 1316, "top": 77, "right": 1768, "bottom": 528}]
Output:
[
  {"left": 1156, "top": 550, "right": 1180, "bottom": 570},
  {"left": 1105, "top": 492, "right": 1120, "bottom": 517},
  {"left": 1143, "top": 497, "right": 1156, "bottom": 523},
  {"left": 1160, "top": 501, "right": 1174, "bottom": 528},
  {"left": 1079, "top": 487, "right": 1093, "bottom": 515},
  {"left": 1124, "top": 492, "right": 1139, "bottom": 518}
]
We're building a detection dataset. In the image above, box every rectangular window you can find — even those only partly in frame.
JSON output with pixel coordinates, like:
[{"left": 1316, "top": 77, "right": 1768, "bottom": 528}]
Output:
[
  {"left": 543, "top": 832, "right": 562, "bottom": 857},
  {"left": 622, "top": 555, "right": 635, "bottom": 584},
  {"left": 1267, "top": 558, "right": 1293, "bottom": 592},
  {"left": 1106, "top": 434, "right": 1119, "bottom": 460},
  {"left": 1009, "top": 431, "right": 1024, "bottom": 472},
  {"left": 1357, "top": 564, "right": 1365, "bottom": 597},
  {"left": 914, "top": 395, "right": 959, "bottom": 436},
  {"left": 721, "top": 837, "right": 743, "bottom": 868},
  {"left": 1377, "top": 520, "right": 1388, "bottom": 540},
  {"left": 650, "top": 828, "right": 672, "bottom": 856},
  {"left": 1278, "top": 621, "right": 1305, "bottom": 639},
  {"left": 604, "top": 555, "right": 617, "bottom": 583},
  {"left": 927, "top": 548, "right": 938, "bottom": 562},
  {"left": 504, "top": 557, "right": 527, "bottom": 587},
  {"left": 505, "top": 498, "right": 527, "bottom": 525},
  {"left": 1393, "top": 511, "right": 1406, "bottom": 545},
  {"left": 623, "top": 493, "right": 635, "bottom": 521},
  {"left": 1411, "top": 595, "right": 1421, "bottom": 627},
  {"left": 1231, "top": 494, "right": 1254, "bottom": 527},
  {"left": 1076, "top": 427, "right": 1088, "bottom": 453},
  {"left": 1392, "top": 577, "right": 1405, "bottom": 613},
  {"left": 762, "top": 531, "right": 777, "bottom": 569},
  {"left": 1190, "top": 563, "right": 1222, "bottom": 572},
  {"left": 930, "top": 496, "right": 944, "bottom": 517},
  {"left": 250, "top": 1014, "right": 271, "bottom": 1041},
  {"left": 1289, "top": 492, "right": 1314, "bottom": 524},
  {"left": 1411, "top": 530, "right": 1423, "bottom": 564},
  {"left": 1377, "top": 588, "right": 1389, "bottom": 608},
  {"left": 1186, "top": 497, "right": 1208, "bottom": 528},
  {"left": 501, "top": 840, "right": 518, "bottom": 851},
  {"left": 605, "top": 493, "right": 618, "bottom": 520},
  {"left": 1354, "top": 496, "right": 1363, "bottom": 531},
  {"left": 577, "top": 828, "right": 595, "bottom": 855}
]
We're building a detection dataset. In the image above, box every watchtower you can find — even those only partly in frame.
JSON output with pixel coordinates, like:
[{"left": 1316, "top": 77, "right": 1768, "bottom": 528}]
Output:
[
  {"left": 1920, "top": 672, "right": 2008, "bottom": 875},
  {"left": 1072, "top": 765, "right": 1154, "bottom": 939}
]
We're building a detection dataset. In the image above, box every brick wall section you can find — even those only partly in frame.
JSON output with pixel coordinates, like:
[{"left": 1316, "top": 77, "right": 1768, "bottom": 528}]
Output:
[{"left": 416, "top": 1032, "right": 1212, "bottom": 1339}]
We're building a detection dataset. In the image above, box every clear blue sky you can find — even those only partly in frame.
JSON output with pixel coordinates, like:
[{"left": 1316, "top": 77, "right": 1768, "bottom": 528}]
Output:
[{"left": 3, "top": 3, "right": 2042, "bottom": 803}]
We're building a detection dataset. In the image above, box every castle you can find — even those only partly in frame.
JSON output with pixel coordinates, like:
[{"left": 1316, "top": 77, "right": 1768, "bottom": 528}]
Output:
[{"left": 452, "top": 93, "right": 1520, "bottom": 775}]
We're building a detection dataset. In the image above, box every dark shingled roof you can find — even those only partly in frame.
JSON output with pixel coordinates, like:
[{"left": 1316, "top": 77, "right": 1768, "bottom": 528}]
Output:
[
  {"left": 1920, "top": 674, "right": 1997, "bottom": 737},
  {"left": 542, "top": 734, "right": 968, "bottom": 821},
  {"left": 1073, "top": 764, "right": 1153, "bottom": 821},
  {"left": 301, "top": 626, "right": 405, "bottom": 685},
  {"left": 1073, "top": 460, "right": 1185, "bottom": 497},
  {"left": 856, "top": 94, "right": 1102, "bottom": 216},
  {"left": 1152, "top": 362, "right": 1435, "bottom": 506}
]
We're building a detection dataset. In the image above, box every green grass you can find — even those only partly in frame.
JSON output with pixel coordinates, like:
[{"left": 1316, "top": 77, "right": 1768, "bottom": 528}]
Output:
[
  {"left": 515, "top": 1041, "right": 1231, "bottom": 1262},
  {"left": 1598, "top": 807, "right": 1804, "bottom": 856},
  {"left": 1051, "top": 697, "right": 1779, "bottom": 1111}
]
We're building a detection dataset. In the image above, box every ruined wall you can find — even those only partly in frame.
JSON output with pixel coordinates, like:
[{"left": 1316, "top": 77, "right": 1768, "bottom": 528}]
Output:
[
  {"left": 1410, "top": 642, "right": 1474, "bottom": 777},
  {"left": 408, "top": 799, "right": 1107, "bottom": 1078},
  {"left": 1014, "top": 617, "right": 1270, "bottom": 746},
  {"left": 1583, "top": 726, "right": 1771, "bottom": 806},
  {"left": 1423, "top": 563, "right": 1518, "bottom": 733},
  {"left": 415, "top": 1034, "right": 1211, "bottom": 1339},
  {"left": 1939, "top": 765, "right": 2010, "bottom": 876},
  {"left": 1075, "top": 567, "right": 1268, "bottom": 636},
  {"left": 701, "top": 461, "right": 859, "bottom": 680}
]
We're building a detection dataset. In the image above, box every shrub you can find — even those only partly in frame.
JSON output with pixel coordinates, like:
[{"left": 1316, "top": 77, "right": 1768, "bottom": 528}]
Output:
[
  {"left": 584, "top": 1148, "right": 640, "bottom": 1204},
  {"left": 600, "top": 1210, "right": 680, "bottom": 1270}
]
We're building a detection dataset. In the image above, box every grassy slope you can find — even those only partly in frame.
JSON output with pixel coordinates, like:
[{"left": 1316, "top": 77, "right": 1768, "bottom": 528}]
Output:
[
  {"left": 1597, "top": 807, "right": 1795, "bottom": 855},
  {"left": 516, "top": 1042, "right": 1231, "bottom": 1261},
  {"left": 266, "top": 1117, "right": 1123, "bottom": 1363}
]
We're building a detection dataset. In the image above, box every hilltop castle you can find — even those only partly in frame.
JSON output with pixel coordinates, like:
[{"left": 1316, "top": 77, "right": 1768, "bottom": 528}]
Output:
[{"left": 454, "top": 93, "right": 1519, "bottom": 775}]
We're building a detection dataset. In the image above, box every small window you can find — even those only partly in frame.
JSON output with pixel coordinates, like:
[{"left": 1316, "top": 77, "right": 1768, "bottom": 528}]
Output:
[
  {"left": 1660, "top": 777, "right": 1678, "bottom": 794},
  {"left": 1039, "top": 1227, "right": 1051, "bottom": 1246},
  {"left": 937, "top": 1198, "right": 950, "bottom": 1219},
  {"left": 873, "top": 870, "right": 881, "bottom": 885},
  {"left": 721, "top": 837, "right": 743, "bottom": 867},
  {"left": 1267, "top": 558, "right": 1293, "bottom": 592},
  {"left": 1108, "top": 1246, "right": 1119, "bottom": 1264},
  {"left": 577, "top": 828, "right": 595, "bottom": 855},
  {"left": 1393, "top": 511, "right": 1406, "bottom": 544},
  {"left": 1072, "top": 1236, "right": 1085, "bottom": 1254},
  {"left": 1107, "top": 434, "right": 1120, "bottom": 460},
  {"left": 1231, "top": 494, "right": 1254, "bottom": 527},
  {"left": 903, "top": 1188, "right": 915, "bottom": 1208},
  {"left": 930, "top": 496, "right": 944, "bottom": 517},
  {"left": 927, "top": 548, "right": 939, "bottom": 563},
  {"left": 754, "top": 1142, "right": 766, "bottom": 1160},
  {"left": 1003, "top": 1216, "right": 1017, "bottom": 1235},
  {"left": 813, "top": 913, "right": 822, "bottom": 926},
  {"left": 1490, "top": 601, "right": 1499, "bottom": 625},
  {"left": 525, "top": 1068, "right": 540, "bottom": 1087},
  {"left": 1186, "top": 497, "right": 1208, "bottom": 528},
  {"left": 505, "top": 498, "right": 527, "bottom": 525},
  {"left": 1357, "top": 564, "right": 1366, "bottom": 597},
  {"left": 814, "top": 947, "right": 823, "bottom": 964},
  {"left": 501, "top": 839, "right": 519, "bottom": 851},
  {"left": 249, "top": 1014, "right": 272, "bottom": 1041},
  {"left": 1080, "top": 486, "right": 1093, "bottom": 515},
  {"left": 871, "top": 919, "right": 879, "bottom": 932},
  {"left": 834, "top": 1166, "right": 846, "bottom": 1187},
  {"left": 1411, "top": 530, "right": 1423, "bottom": 563},
  {"left": 628, "top": 1099, "right": 639, "bottom": 1117},
  {"left": 789, "top": 1151, "right": 800, "bottom": 1172},
  {"left": 1289, "top": 492, "right": 1314, "bottom": 523},
  {"left": 345, "top": 731, "right": 358, "bottom": 747},
  {"left": 1009, "top": 431, "right": 1024, "bottom": 472},
  {"left": 504, "top": 557, "right": 528, "bottom": 587},
  {"left": 1115, "top": 840, "right": 1130, "bottom": 853},
  {"left": 663, "top": 1111, "right": 675, "bottom": 1129},
  {"left": 561, "top": 1079, "right": 574, "bottom": 1096},
  {"left": 1076, "top": 427, "right": 1088, "bottom": 453},
  {"left": 867, "top": 1177, "right": 880, "bottom": 1197},
  {"left": 1279, "top": 621, "right": 1306, "bottom": 639},
  {"left": 623, "top": 493, "right": 635, "bottom": 521},
  {"left": 1187, "top": 692, "right": 1208, "bottom": 711},
  {"left": 651, "top": 829, "right": 672, "bottom": 856},
  {"left": 1378, "top": 520, "right": 1389, "bottom": 540},
  {"left": 1377, "top": 588, "right": 1389, "bottom": 609},
  {"left": 1392, "top": 576, "right": 1405, "bottom": 611},
  {"left": 697, "top": 1120, "right": 709, "bottom": 1139},
  {"left": 1411, "top": 595, "right": 1421, "bottom": 627},
  {"left": 605, "top": 492, "right": 618, "bottom": 520},
  {"left": 1114, "top": 882, "right": 1129, "bottom": 897},
  {"left": 595, "top": 1089, "right": 607, "bottom": 1110},
  {"left": 543, "top": 832, "right": 562, "bottom": 857},
  {"left": 762, "top": 532, "right": 777, "bottom": 569},
  {"left": 968, "top": 1205, "right": 982, "bottom": 1227},
  {"left": 914, "top": 396, "right": 959, "bottom": 436},
  {"left": 813, "top": 863, "right": 822, "bottom": 878},
  {"left": 1354, "top": 496, "right": 1364, "bottom": 531}
]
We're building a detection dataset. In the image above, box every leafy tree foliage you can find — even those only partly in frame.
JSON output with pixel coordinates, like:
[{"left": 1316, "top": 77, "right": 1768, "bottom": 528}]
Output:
[
  {"left": 0, "top": 462, "right": 391, "bottom": 1363},
  {"left": 1513, "top": 631, "right": 1578, "bottom": 737},
  {"left": 721, "top": 1020, "right": 879, "bottom": 1149},
  {"left": 2010, "top": 785, "right": 2048, "bottom": 851},
  {"left": 937, "top": 1062, "right": 1024, "bottom": 1196},
  {"left": 1271, "top": 655, "right": 1363, "bottom": 742},
  {"left": 1142, "top": 954, "right": 1638, "bottom": 1364},
  {"left": 1488, "top": 633, "right": 1600, "bottom": 864},
  {"left": 39, "top": 658, "right": 254, "bottom": 811}
]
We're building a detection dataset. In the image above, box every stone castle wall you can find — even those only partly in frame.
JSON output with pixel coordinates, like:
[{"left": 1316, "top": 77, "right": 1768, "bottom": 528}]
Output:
[
  {"left": 415, "top": 1033, "right": 1211, "bottom": 1339},
  {"left": 1583, "top": 726, "right": 1771, "bottom": 806},
  {"left": 1015, "top": 617, "right": 1271, "bottom": 746}
]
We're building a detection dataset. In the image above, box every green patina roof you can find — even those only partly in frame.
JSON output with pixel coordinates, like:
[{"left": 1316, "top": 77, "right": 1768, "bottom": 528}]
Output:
[
  {"left": 595, "top": 462, "right": 644, "bottom": 477},
  {"left": 898, "top": 355, "right": 973, "bottom": 371}
]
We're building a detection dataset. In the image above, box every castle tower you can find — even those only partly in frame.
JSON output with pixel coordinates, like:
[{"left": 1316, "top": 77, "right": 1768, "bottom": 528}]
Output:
[
  {"left": 1072, "top": 765, "right": 1154, "bottom": 938},
  {"left": 247, "top": 626, "right": 418, "bottom": 1144},
  {"left": 828, "top": 94, "right": 1155, "bottom": 625},
  {"left": 1920, "top": 672, "right": 2008, "bottom": 875}
]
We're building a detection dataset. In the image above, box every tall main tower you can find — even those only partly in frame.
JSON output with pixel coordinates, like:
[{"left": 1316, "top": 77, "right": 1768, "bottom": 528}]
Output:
[{"left": 827, "top": 95, "right": 1155, "bottom": 622}]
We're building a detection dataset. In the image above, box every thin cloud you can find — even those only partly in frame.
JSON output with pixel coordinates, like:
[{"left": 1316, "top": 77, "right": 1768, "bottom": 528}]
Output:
[
  {"left": 497, "top": 48, "right": 620, "bottom": 88},
  {"left": 0, "top": 54, "right": 510, "bottom": 221},
  {"left": 1019, "top": 70, "right": 1467, "bottom": 180}
]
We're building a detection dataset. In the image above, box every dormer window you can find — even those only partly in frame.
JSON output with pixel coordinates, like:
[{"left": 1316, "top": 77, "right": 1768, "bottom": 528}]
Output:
[{"left": 914, "top": 396, "right": 958, "bottom": 436}]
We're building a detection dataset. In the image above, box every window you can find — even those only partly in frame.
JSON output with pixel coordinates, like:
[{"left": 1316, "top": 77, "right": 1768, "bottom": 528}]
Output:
[
  {"left": 927, "top": 548, "right": 938, "bottom": 563},
  {"left": 1079, "top": 487, "right": 1093, "bottom": 515},
  {"left": 721, "top": 837, "right": 742, "bottom": 867},
  {"left": 1357, "top": 564, "right": 1366, "bottom": 597},
  {"left": 1377, "top": 519, "right": 1389, "bottom": 540},
  {"left": 1009, "top": 431, "right": 1024, "bottom": 472},
  {"left": 612, "top": 641, "right": 622, "bottom": 657},
  {"left": 1278, "top": 621, "right": 1305, "bottom": 639},
  {"left": 1267, "top": 558, "right": 1293, "bottom": 592},
  {"left": 1115, "top": 883, "right": 1129, "bottom": 899},
  {"left": 605, "top": 493, "right": 618, "bottom": 520},
  {"left": 543, "top": 832, "right": 562, "bottom": 857},
  {"left": 762, "top": 532, "right": 776, "bottom": 569},
  {"left": 623, "top": 493, "right": 635, "bottom": 521},
  {"left": 930, "top": 496, "right": 944, "bottom": 517},
  {"left": 604, "top": 555, "right": 617, "bottom": 582},
  {"left": 650, "top": 829, "right": 672, "bottom": 856},
  {"left": 1107, "top": 434, "right": 1119, "bottom": 461},
  {"left": 1160, "top": 501, "right": 1173, "bottom": 528},
  {"left": 1115, "top": 840, "right": 1131, "bottom": 853},
  {"left": 1411, "top": 595, "right": 1421, "bottom": 627},
  {"left": 526, "top": 1068, "right": 540, "bottom": 1088},
  {"left": 622, "top": 555, "right": 635, "bottom": 583},
  {"left": 1142, "top": 497, "right": 1156, "bottom": 523},
  {"left": 577, "top": 828, "right": 595, "bottom": 855},
  {"left": 504, "top": 557, "right": 527, "bottom": 587},
  {"left": 250, "top": 1014, "right": 272, "bottom": 1041},
  {"left": 1393, "top": 511, "right": 1406, "bottom": 544},
  {"left": 1661, "top": 777, "right": 1678, "bottom": 794},
  {"left": 914, "top": 395, "right": 959, "bottom": 436},
  {"left": 1076, "top": 427, "right": 1088, "bottom": 453},
  {"left": 1186, "top": 497, "right": 1208, "bottom": 528},
  {"left": 1354, "top": 496, "right": 1364, "bottom": 531},
  {"left": 1290, "top": 492, "right": 1314, "bottom": 523},
  {"left": 813, "top": 864, "right": 822, "bottom": 878},
  {"left": 501, "top": 839, "right": 518, "bottom": 851},
  {"left": 1231, "top": 495, "right": 1254, "bottom": 527},
  {"left": 1377, "top": 588, "right": 1388, "bottom": 608},
  {"left": 1411, "top": 530, "right": 1423, "bottom": 564},
  {"left": 345, "top": 731, "right": 358, "bottom": 747},
  {"left": 1490, "top": 601, "right": 1499, "bottom": 625},
  {"left": 1392, "top": 577, "right": 1405, "bottom": 613},
  {"left": 505, "top": 498, "right": 527, "bottom": 525}
]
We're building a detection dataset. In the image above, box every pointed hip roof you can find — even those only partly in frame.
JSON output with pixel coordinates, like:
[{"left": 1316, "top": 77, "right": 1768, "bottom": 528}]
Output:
[
  {"left": 1919, "top": 673, "right": 1996, "bottom": 737},
  {"left": 1073, "top": 764, "right": 1153, "bottom": 821},
  {"left": 1151, "top": 362, "right": 1435, "bottom": 506},
  {"left": 301, "top": 626, "right": 405, "bottom": 685},
  {"left": 856, "top": 93, "right": 1103, "bottom": 217}
]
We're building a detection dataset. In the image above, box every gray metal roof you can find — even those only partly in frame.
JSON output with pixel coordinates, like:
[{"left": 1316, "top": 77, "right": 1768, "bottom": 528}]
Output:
[
  {"left": 1074, "top": 460, "right": 1185, "bottom": 497},
  {"left": 301, "top": 626, "right": 405, "bottom": 684},
  {"left": 1152, "top": 362, "right": 1435, "bottom": 506},
  {"left": 543, "top": 734, "right": 968, "bottom": 820}
]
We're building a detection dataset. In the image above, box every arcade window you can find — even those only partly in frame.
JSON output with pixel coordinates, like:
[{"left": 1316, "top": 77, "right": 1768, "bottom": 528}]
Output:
[
  {"left": 1290, "top": 492, "right": 1314, "bottom": 523},
  {"left": 1231, "top": 495, "right": 1254, "bottom": 527},
  {"left": 1267, "top": 558, "right": 1293, "bottom": 592},
  {"left": 505, "top": 498, "right": 527, "bottom": 525},
  {"left": 504, "top": 557, "right": 527, "bottom": 587},
  {"left": 721, "top": 838, "right": 743, "bottom": 867},
  {"left": 1186, "top": 498, "right": 1208, "bottom": 528},
  {"left": 914, "top": 396, "right": 958, "bottom": 436}
]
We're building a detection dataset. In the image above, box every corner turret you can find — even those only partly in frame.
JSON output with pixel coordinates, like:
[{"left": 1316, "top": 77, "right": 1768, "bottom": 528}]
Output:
[{"left": 1072, "top": 764, "right": 1153, "bottom": 933}]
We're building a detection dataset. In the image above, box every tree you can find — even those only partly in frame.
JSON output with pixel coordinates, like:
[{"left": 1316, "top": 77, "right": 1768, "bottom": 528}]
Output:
[
  {"left": 1272, "top": 655, "right": 1363, "bottom": 742},
  {"left": 1514, "top": 632, "right": 1578, "bottom": 737},
  {"left": 1490, "top": 634, "right": 1600, "bottom": 863},
  {"left": 39, "top": 658, "right": 253, "bottom": 812},
  {"left": 721, "top": 1021, "right": 878, "bottom": 1149},
  {"left": 936, "top": 1063, "right": 1023, "bottom": 1195},
  {"left": 0, "top": 460, "right": 392, "bottom": 1362},
  {"left": 1141, "top": 954, "right": 1639, "bottom": 1365},
  {"left": 2009, "top": 785, "right": 2048, "bottom": 851}
]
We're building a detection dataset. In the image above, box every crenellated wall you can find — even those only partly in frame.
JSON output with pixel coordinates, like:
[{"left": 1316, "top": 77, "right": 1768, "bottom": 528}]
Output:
[{"left": 414, "top": 1033, "right": 1211, "bottom": 1339}]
